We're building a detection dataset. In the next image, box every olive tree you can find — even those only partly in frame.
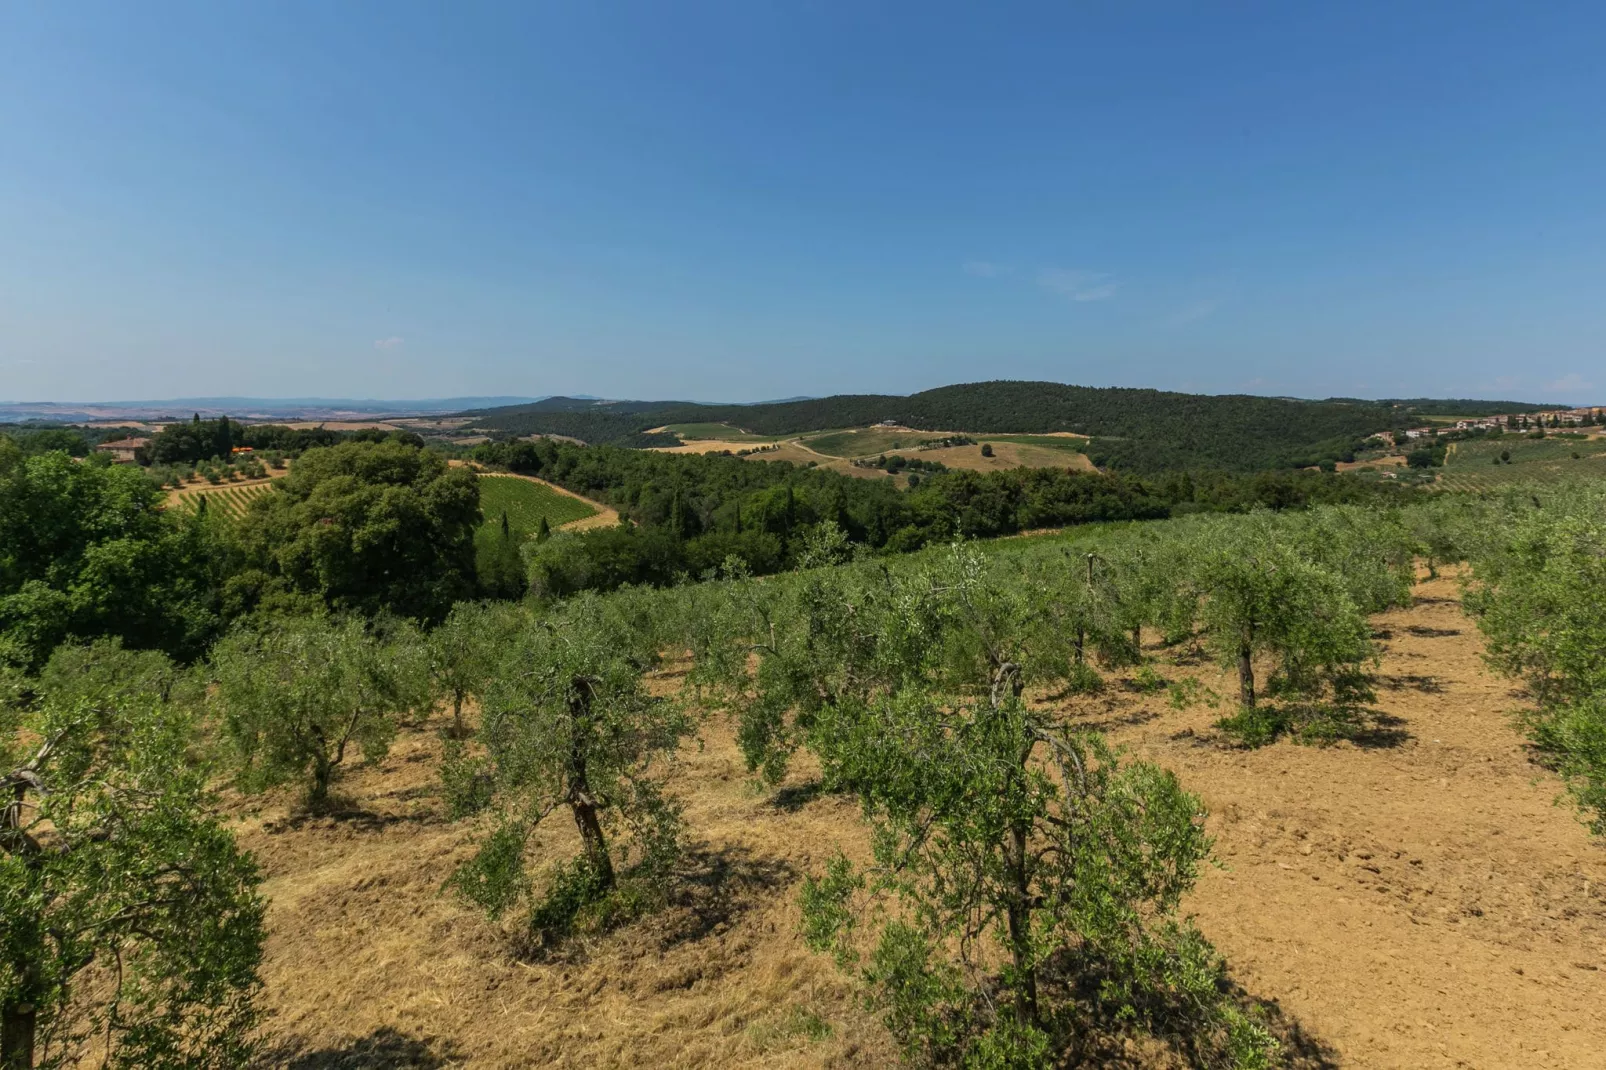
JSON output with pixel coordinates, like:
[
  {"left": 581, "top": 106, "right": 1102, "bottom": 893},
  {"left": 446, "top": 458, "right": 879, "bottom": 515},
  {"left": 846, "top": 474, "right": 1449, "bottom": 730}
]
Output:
[
  {"left": 1190, "top": 518, "right": 1379, "bottom": 745},
  {"left": 1463, "top": 487, "right": 1606, "bottom": 831},
  {"left": 2, "top": 644, "right": 264, "bottom": 1070},
  {"left": 209, "top": 616, "right": 430, "bottom": 804},
  {"left": 793, "top": 546, "right": 1276, "bottom": 1066},
  {"left": 427, "top": 602, "right": 521, "bottom": 738},
  {"left": 445, "top": 596, "right": 690, "bottom": 943}
]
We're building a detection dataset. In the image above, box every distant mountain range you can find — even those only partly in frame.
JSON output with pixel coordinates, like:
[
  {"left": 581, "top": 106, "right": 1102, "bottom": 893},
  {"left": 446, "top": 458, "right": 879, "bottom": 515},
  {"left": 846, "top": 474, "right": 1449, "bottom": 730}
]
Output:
[
  {"left": 0, "top": 397, "right": 554, "bottom": 423},
  {"left": 0, "top": 393, "right": 813, "bottom": 424}
]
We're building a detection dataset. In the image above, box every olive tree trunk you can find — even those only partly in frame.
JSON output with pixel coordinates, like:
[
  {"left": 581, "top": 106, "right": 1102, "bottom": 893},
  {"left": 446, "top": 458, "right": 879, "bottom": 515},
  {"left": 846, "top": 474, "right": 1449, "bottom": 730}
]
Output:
[
  {"left": 566, "top": 679, "right": 615, "bottom": 890},
  {"left": 1, "top": 1002, "right": 34, "bottom": 1070}
]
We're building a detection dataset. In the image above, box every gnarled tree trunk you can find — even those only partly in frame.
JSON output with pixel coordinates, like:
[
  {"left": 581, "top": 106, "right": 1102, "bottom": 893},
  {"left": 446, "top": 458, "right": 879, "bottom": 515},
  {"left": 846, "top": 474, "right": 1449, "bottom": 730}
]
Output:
[
  {"left": 1238, "top": 642, "right": 1255, "bottom": 708},
  {"left": 566, "top": 679, "right": 615, "bottom": 890}
]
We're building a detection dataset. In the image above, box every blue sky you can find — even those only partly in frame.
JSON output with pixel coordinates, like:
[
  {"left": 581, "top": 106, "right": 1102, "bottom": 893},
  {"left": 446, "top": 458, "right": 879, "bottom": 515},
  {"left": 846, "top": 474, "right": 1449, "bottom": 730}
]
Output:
[{"left": 2, "top": 2, "right": 1602, "bottom": 404}]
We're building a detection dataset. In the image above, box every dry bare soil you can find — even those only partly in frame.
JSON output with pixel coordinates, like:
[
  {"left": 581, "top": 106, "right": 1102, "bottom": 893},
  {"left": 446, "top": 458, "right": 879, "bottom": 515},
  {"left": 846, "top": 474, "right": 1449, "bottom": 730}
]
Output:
[{"left": 235, "top": 575, "right": 1605, "bottom": 1069}]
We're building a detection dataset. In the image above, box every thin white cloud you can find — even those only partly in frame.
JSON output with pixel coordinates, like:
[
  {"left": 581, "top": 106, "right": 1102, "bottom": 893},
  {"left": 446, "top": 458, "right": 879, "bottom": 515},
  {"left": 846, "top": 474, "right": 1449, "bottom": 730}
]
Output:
[
  {"left": 1544, "top": 372, "right": 1594, "bottom": 395},
  {"left": 373, "top": 336, "right": 404, "bottom": 350},
  {"left": 963, "top": 260, "right": 1007, "bottom": 277},
  {"left": 1037, "top": 268, "right": 1117, "bottom": 302}
]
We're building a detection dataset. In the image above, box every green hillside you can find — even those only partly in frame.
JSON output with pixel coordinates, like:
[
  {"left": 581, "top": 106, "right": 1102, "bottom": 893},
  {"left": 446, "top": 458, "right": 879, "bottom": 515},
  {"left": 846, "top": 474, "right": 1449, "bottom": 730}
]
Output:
[{"left": 465, "top": 382, "right": 1398, "bottom": 472}]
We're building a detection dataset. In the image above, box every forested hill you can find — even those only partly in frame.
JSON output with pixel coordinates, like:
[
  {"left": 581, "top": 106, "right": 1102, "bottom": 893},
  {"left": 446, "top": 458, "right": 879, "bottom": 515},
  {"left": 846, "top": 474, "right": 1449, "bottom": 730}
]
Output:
[{"left": 463, "top": 381, "right": 1552, "bottom": 473}]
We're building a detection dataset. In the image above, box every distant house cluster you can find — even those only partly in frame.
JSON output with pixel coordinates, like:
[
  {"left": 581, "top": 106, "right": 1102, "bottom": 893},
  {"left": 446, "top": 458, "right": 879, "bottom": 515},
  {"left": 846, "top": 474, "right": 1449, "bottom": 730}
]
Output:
[
  {"left": 1382, "top": 408, "right": 1603, "bottom": 442},
  {"left": 94, "top": 437, "right": 150, "bottom": 463}
]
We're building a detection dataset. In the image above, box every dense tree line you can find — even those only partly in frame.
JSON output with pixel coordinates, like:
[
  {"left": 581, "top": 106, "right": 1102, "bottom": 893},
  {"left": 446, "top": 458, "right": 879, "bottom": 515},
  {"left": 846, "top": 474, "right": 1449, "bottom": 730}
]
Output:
[
  {"left": 0, "top": 427, "right": 97, "bottom": 458},
  {"left": 1355, "top": 397, "right": 1565, "bottom": 417},
  {"left": 0, "top": 440, "right": 226, "bottom": 671},
  {"left": 145, "top": 416, "right": 427, "bottom": 465},
  {"left": 471, "top": 436, "right": 1421, "bottom": 597}
]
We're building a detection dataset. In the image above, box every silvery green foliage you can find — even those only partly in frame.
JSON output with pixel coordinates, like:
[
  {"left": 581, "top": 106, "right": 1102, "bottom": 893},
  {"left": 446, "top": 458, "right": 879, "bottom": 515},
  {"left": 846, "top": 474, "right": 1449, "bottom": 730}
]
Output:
[
  {"left": 3, "top": 643, "right": 264, "bottom": 1069},
  {"left": 445, "top": 596, "right": 689, "bottom": 943},
  {"left": 758, "top": 545, "right": 1275, "bottom": 1066},
  {"left": 209, "top": 616, "right": 431, "bottom": 803},
  {"left": 1460, "top": 482, "right": 1606, "bottom": 832}
]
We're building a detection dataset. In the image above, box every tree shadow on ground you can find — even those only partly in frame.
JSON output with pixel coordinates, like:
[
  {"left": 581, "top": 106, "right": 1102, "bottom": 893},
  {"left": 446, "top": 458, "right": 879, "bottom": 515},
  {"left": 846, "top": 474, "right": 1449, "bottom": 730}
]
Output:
[
  {"left": 766, "top": 778, "right": 825, "bottom": 813},
  {"left": 1051, "top": 960, "right": 1341, "bottom": 1069},
  {"left": 1378, "top": 672, "right": 1445, "bottom": 694},
  {"left": 654, "top": 842, "right": 798, "bottom": 950},
  {"left": 1405, "top": 624, "right": 1462, "bottom": 638},
  {"left": 1233, "top": 991, "right": 1340, "bottom": 1069},
  {"left": 263, "top": 803, "right": 443, "bottom": 835},
  {"left": 1347, "top": 710, "right": 1412, "bottom": 748},
  {"left": 1065, "top": 706, "right": 1164, "bottom": 733},
  {"left": 257, "top": 1027, "right": 463, "bottom": 1069}
]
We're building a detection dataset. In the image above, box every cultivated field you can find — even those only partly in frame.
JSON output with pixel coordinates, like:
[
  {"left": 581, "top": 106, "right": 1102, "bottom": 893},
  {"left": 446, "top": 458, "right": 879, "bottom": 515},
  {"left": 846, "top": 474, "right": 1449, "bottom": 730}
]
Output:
[
  {"left": 231, "top": 572, "right": 1605, "bottom": 1069},
  {"left": 644, "top": 426, "right": 1100, "bottom": 486},
  {"left": 890, "top": 440, "right": 1097, "bottom": 474},
  {"left": 1437, "top": 436, "right": 1606, "bottom": 492},
  {"left": 798, "top": 427, "right": 955, "bottom": 457},
  {"left": 169, "top": 479, "right": 276, "bottom": 519},
  {"left": 477, "top": 473, "right": 598, "bottom": 536},
  {"left": 655, "top": 422, "right": 786, "bottom": 443}
]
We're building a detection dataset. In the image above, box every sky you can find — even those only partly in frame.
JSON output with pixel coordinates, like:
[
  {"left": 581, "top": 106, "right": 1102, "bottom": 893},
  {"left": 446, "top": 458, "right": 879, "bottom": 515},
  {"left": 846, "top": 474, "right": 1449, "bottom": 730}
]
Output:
[{"left": 2, "top": 2, "right": 1603, "bottom": 405}]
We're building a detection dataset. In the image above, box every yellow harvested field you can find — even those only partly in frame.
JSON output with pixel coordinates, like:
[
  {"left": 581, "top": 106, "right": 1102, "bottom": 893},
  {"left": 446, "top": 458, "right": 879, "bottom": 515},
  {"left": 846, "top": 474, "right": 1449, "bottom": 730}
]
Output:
[
  {"left": 648, "top": 429, "right": 1099, "bottom": 480},
  {"left": 892, "top": 441, "right": 1096, "bottom": 473},
  {"left": 277, "top": 420, "right": 406, "bottom": 431},
  {"left": 648, "top": 440, "right": 775, "bottom": 455},
  {"left": 165, "top": 474, "right": 281, "bottom": 509},
  {"left": 1338, "top": 455, "right": 1407, "bottom": 472}
]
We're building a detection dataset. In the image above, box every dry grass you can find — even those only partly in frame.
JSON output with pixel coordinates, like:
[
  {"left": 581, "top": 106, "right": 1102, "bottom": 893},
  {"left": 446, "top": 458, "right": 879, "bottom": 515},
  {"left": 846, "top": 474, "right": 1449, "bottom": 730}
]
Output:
[
  {"left": 233, "top": 575, "right": 1606, "bottom": 1068},
  {"left": 891, "top": 441, "right": 1096, "bottom": 473}
]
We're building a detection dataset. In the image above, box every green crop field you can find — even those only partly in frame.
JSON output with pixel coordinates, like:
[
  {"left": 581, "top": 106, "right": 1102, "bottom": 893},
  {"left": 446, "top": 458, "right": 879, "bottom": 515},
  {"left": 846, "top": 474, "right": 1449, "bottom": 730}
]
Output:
[
  {"left": 661, "top": 422, "right": 782, "bottom": 442},
  {"left": 477, "top": 475, "right": 596, "bottom": 539},
  {"left": 1435, "top": 436, "right": 1606, "bottom": 492},
  {"left": 1435, "top": 455, "right": 1606, "bottom": 492},
  {"left": 1446, "top": 435, "right": 1601, "bottom": 467},
  {"left": 801, "top": 427, "right": 954, "bottom": 457},
  {"left": 173, "top": 482, "right": 274, "bottom": 520},
  {"left": 973, "top": 434, "right": 1089, "bottom": 454}
]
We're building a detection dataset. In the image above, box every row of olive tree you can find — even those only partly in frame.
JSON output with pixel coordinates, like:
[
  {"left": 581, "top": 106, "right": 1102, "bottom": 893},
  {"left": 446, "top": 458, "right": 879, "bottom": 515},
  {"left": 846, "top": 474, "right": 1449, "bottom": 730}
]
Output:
[
  {"left": 646, "top": 506, "right": 1421, "bottom": 1063},
  {"left": 663, "top": 539, "right": 1286, "bottom": 1064},
  {"left": 1449, "top": 482, "right": 1606, "bottom": 834}
]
